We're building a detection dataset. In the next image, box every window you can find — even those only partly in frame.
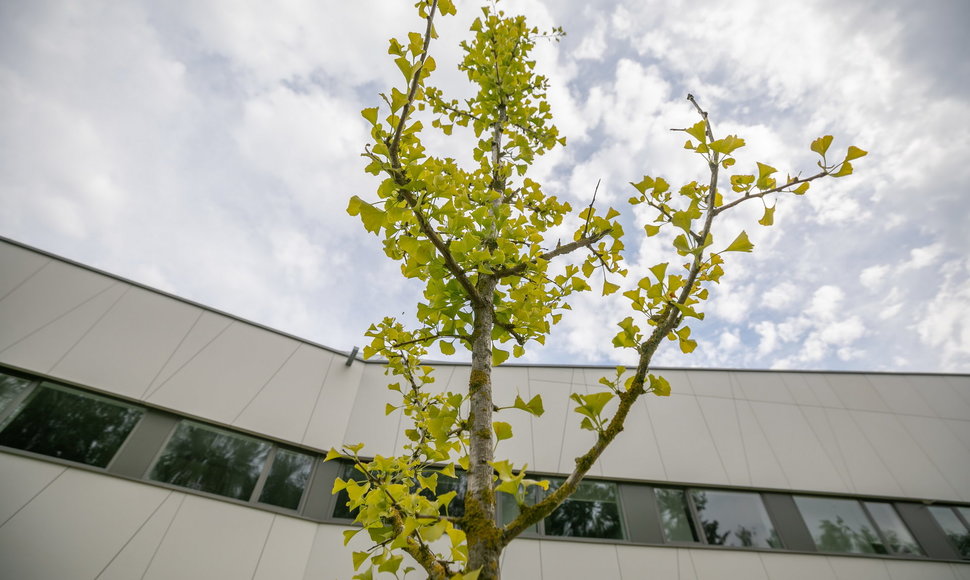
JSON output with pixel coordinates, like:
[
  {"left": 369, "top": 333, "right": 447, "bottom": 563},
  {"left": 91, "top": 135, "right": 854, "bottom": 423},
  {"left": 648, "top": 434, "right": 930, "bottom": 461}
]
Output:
[
  {"left": 864, "top": 502, "right": 923, "bottom": 555},
  {"left": 149, "top": 421, "right": 272, "bottom": 501},
  {"left": 691, "top": 489, "right": 781, "bottom": 548},
  {"left": 0, "top": 382, "right": 143, "bottom": 468},
  {"left": 499, "top": 478, "right": 624, "bottom": 540},
  {"left": 928, "top": 505, "right": 970, "bottom": 558},
  {"left": 795, "top": 496, "right": 921, "bottom": 556},
  {"left": 654, "top": 487, "right": 780, "bottom": 548},
  {"left": 258, "top": 448, "right": 315, "bottom": 510},
  {"left": 544, "top": 478, "right": 624, "bottom": 539},
  {"left": 655, "top": 488, "right": 698, "bottom": 542}
]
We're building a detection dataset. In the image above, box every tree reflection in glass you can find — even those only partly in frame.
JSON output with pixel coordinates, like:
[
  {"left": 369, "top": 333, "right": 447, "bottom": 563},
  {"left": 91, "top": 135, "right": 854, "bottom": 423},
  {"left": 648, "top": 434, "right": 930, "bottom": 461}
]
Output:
[
  {"left": 150, "top": 421, "right": 271, "bottom": 501},
  {"left": 691, "top": 490, "right": 781, "bottom": 548},
  {"left": 0, "top": 384, "right": 142, "bottom": 468},
  {"left": 864, "top": 502, "right": 923, "bottom": 555},
  {"left": 655, "top": 488, "right": 698, "bottom": 542},
  {"left": 795, "top": 496, "right": 883, "bottom": 554},
  {"left": 258, "top": 449, "right": 314, "bottom": 510},
  {"left": 544, "top": 478, "right": 624, "bottom": 539},
  {"left": 928, "top": 505, "right": 970, "bottom": 558},
  {"left": 0, "top": 371, "right": 32, "bottom": 417}
]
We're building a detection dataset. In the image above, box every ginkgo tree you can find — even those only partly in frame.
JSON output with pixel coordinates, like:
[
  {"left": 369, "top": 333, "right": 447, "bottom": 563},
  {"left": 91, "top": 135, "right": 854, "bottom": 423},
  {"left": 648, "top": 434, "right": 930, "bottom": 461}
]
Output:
[{"left": 336, "top": 1, "right": 865, "bottom": 578}]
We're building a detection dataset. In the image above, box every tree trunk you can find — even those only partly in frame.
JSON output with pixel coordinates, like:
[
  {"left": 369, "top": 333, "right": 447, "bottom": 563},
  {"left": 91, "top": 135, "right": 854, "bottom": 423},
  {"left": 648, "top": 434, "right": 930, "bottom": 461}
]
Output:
[{"left": 464, "top": 274, "right": 502, "bottom": 579}]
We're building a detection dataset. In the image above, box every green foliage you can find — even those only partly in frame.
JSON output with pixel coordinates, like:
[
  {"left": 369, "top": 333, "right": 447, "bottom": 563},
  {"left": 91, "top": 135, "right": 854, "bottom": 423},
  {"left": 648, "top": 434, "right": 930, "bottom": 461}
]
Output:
[{"left": 339, "top": 1, "right": 865, "bottom": 577}]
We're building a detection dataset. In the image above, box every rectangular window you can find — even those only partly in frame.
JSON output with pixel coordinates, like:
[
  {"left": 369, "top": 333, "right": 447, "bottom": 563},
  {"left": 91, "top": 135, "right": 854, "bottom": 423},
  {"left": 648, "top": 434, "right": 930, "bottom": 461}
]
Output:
[
  {"left": 691, "top": 489, "right": 782, "bottom": 548},
  {"left": 543, "top": 478, "right": 624, "bottom": 540},
  {"left": 258, "top": 448, "right": 315, "bottom": 510},
  {"left": 655, "top": 488, "right": 698, "bottom": 542},
  {"left": 0, "top": 383, "right": 143, "bottom": 468},
  {"left": 928, "top": 505, "right": 970, "bottom": 558},
  {"left": 149, "top": 421, "right": 271, "bottom": 501},
  {"left": 795, "top": 496, "right": 886, "bottom": 554},
  {"left": 864, "top": 502, "right": 923, "bottom": 555}
]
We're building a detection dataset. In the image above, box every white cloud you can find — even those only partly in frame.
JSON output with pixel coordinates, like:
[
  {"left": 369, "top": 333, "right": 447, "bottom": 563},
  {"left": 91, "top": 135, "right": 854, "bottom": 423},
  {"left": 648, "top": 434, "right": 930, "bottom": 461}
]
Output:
[
  {"left": 916, "top": 259, "right": 970, "bottom": 370},
  {"left": 860, "top": 265, "right": 889, "bottom": 291}
]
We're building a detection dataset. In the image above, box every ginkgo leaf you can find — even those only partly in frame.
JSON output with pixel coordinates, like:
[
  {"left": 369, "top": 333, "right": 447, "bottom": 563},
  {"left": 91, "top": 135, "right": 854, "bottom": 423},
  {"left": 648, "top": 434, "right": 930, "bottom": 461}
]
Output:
[
  {"left": 493, "top": 421, "right": 513, "bottom": 441},
  {"left": 724, "top": 231, "right": 754, "bottom": 252},
  {"left": 811, "top": 135, "right": 833, "bottom": 156},
  {"left": 758, "top": 205, "right": 775, "bottom": 226},
  {"left": 844, "top": 145, "right": 868, "bottom": 161}
]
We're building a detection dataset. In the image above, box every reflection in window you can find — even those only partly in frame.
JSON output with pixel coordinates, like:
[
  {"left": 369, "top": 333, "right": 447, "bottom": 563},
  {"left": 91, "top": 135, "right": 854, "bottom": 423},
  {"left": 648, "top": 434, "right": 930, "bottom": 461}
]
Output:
[
  {"left": 544, "top": 478, "right": 624, "bottom": 539},
  {"left": 795, "top": 496, "right": 885, "bottom": 554},
  {"left": 655, "top": 488, "right": 698, "bottom": 542},
  {"left": 928, "top": 505, "right": 970, "bottom": 558},
  {"left": 0, "top": 384, "right": 143, "bottom": 468},
  {"left": 258, "top": 449, "right": 314, "bottom": 510},
  {"left": 691, "top": 490, "right": 782, "bottom": 548},
  {"left": 0, "top": 371, "right": 32, "bottom": 416},
  {"left": 864, "top": 502, "right": 922, "bottom": 555},
  {"left": 150, "top": 421, "right": 271, "bottom": 501}
]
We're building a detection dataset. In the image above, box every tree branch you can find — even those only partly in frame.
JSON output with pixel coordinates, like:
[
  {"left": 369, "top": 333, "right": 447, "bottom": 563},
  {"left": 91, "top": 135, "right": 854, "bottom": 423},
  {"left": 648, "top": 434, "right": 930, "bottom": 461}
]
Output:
[
  {"left": 502, "top": 95, "right": 723, "bottom": 544},
  {"left": 713, "top": 171, "right": 829, "bottom": 216},
  {"left": 491, "top": 229, "right": 612, "bottom": 279}
]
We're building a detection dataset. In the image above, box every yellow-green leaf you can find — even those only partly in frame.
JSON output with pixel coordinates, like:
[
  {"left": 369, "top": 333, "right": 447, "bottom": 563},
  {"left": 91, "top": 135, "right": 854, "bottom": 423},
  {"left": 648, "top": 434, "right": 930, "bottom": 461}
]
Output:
[
  {"left": 603, "top": 280, "right": 620, "bottom": 295},
  {"left": 844, "top": 145, "right": 868, "bottom": 161},
  {"left": 361, "top": 107, "right": 379, "bottom": 125},
  {"left": 440, "top": 341, "right": 456, "bottom": 356},
  {"left": 811, "top": 135, "right": 833, "bottom": 156},
  {"left": 343, "top": 528, "right": 362, "bottom": 546},
  {"left": 493, "top": 421, "right": 513, "bottom": 441},
  {"left": 352, "top": 551, "right": 370, "bottom": 571},
  {"left": 724, "top": 231, "right": 754, "bottom": 252},
  {"left": 756, "top": 162, "right": 777, "bottom": 181},
  {"left": 793, "top": 182, "right": 810, "bottom": 195},
  {"left": 358, "top": 201, "right": 385, "bottom": 234},
  {"left": 685, "top": 120, "right": 707, "bottom": 144},
  {"left": 832, "top": 161, "right": 853, "bottom": 177},
  {"left": 514, "top": 394, "right": 545, "bottom": 417},
  {"left": 758, "top": 205, "right": 775, "bottom": 226},
  {"left": 492, "top": 347, "right": 510, "bottom": 366}
]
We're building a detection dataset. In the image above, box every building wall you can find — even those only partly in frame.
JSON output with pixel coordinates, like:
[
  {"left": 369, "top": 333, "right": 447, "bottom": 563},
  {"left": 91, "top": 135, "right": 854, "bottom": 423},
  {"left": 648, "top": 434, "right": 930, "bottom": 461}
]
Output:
[{"left": 1, "top": 237, "right": 969, "bottom": 579}]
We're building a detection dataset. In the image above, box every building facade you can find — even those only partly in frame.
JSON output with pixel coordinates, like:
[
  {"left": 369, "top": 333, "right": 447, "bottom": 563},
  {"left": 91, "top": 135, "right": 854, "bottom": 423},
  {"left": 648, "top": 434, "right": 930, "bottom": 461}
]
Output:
[{"left": 1, "top": 236, "right": 968, "bottom": 579}]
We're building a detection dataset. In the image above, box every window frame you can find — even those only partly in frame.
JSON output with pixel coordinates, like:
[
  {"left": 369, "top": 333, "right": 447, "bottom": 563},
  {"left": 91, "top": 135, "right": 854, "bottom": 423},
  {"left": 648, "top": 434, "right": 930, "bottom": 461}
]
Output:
[
  {"left": 0, "top": 378, "right": 145, "bottom": 470},
  {"left": 146, "top": 418, "right": 317, "bottom": 513}
]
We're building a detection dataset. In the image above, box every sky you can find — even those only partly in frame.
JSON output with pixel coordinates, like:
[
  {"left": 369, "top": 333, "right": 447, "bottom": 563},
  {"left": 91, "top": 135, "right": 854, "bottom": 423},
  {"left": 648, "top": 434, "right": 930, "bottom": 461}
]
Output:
[{"left": 1, "top": 0, "right": 968, "bottom": 373}]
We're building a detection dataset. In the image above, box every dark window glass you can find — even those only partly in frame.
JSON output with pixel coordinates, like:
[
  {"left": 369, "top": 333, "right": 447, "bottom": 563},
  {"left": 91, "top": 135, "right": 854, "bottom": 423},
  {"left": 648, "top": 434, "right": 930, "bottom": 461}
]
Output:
[
  {"left": 543, "top": 479, "right": 624, "bottom": 540},
  {"left": 0, "top": 371, "right": 32, "bottom": 415},
  {"left": 928, "top": 506, "right": 970, "bottom": 558},
  {"left": 258, "top": 449, "right": 314, "bottom": 510},
  {"left": 498, "top": 485, "right": 539, "bottom": 533},
  {"left": 691, "top": 490, "right": 782, "bottom": 548},
  {"left": 655, "top": 488, "right": 698, "bottom": 542},
  {"left": 795, "top": 496, "right": 884, "bottom": 554},
  {"left": 149, "top": 421, "right": 271, "bottom": 500},
  {"left": 332, "top": 462, "right": 366, "bottom": 519},
  {"left": 864, "top": 502, "right": 922, "bottom": 555},
  {"left": 0, "top": 384, "right": 142, "bottom": 468}
]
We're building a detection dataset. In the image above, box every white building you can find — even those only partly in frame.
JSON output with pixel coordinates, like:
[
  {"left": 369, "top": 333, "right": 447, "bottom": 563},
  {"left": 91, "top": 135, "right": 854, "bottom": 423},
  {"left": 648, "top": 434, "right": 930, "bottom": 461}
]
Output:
[{"left": 1, "top": 236, "right": 968, "bottom": 579}]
